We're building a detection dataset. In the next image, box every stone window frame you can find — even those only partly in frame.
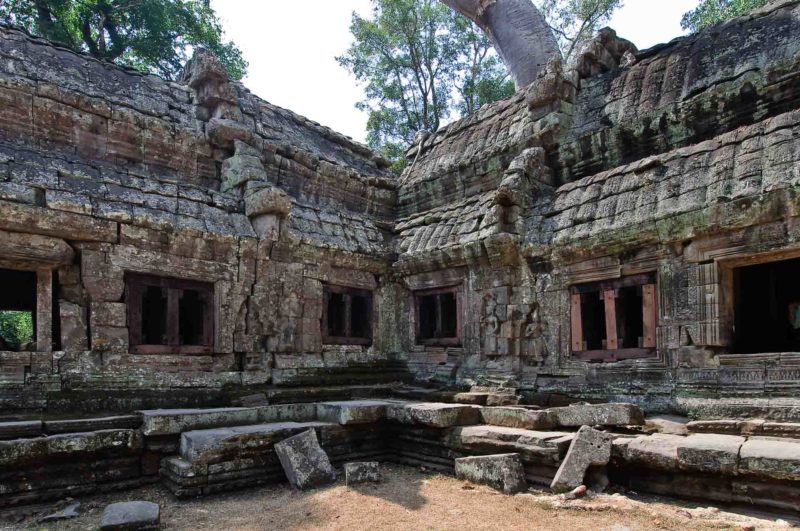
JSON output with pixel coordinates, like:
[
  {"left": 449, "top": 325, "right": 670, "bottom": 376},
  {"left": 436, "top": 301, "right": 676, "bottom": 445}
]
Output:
[
  {"left": 0, "top": 266, "right": 54, "bottom": 353},
  {"left": 126, "top": 273, "right": 215, "bottom": 355},
  {"left": 570, "top": 272, "right": 658, "bottom": 362},
  {"left": 717, "top": 247, "right": 800, "bottom": 355},
  {"left": 414, "top": 286, "right": 463, "bottom": 347},
  {"left": 321, "top": 284, "right": 373, "bottom": 346}
]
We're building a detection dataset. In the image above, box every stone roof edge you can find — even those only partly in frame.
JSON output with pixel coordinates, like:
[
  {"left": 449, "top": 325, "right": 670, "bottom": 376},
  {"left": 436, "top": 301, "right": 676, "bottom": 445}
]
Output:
[
  {"left": 632, "top": 0, "right": 800, "bottom": 63},
  {"left": 0, "top": 24, "right": 390, "bottom": 174}
]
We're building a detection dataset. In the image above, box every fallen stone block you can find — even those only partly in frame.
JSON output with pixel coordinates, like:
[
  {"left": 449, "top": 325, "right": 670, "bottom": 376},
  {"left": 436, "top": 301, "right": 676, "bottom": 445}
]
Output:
[
  {"left": 548, "top": 403, "right": 644, "bottom": 428},
  {"left": 316, "top": 401, "right": 389, "bottom": 425},
  {"left": 40, "top": 502, "right": 80, "bottom": 522},
  {"left": 387, "top": 403, "right": 482, "bottom": 428},
  {"left": 138, "top": 408, "right": 259, "bottom": 436},
  {"left": 100, "top": 501, "right": 160, "bottom": 530},
  {"left": 481, "top": 407, "right": 554, "bottom": 430},
  {"left": 455, "top": 453, "right": 528, "bottom": 494},
  {"left": 274, "top": 429, "right": 336, "bottom": 490},
  {"left": 344, "top": 461, "right": 381, "bottom": 485},
  {"left": 550, "top": 426, "right": 613, "bottom": 493},
  {"left": 451, "top": 425, "right": 570, "bottom": 461},
  {"left": 486, "top": 394, "right": 521, "bottom": 407},
  {"left": 738, "top": 437, "right": 800, "bottom": 481},
  {"left": 676, "top": 434, "right": 744, "bottom": 474}
]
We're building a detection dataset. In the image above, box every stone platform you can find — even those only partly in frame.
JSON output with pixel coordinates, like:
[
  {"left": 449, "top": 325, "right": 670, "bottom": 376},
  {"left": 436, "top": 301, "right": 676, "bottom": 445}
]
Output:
[{"left": 1, "top": 400, "right": 799, "bottom": 514}]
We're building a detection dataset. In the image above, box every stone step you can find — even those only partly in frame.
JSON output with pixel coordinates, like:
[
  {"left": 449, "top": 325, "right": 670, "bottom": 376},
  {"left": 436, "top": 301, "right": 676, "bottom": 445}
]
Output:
[
  {"left": 450, "top": 425, "right": 572, "bottom": 461},
  {"left": 138, "top": 404, "right": 319, "bottom": 436},
  {"left": 687, "top": 419, "right": 800, "bottom": 439},
  {"left": 315, "top": 400, "right": 396, "bottom": 425},
  {"left": 386, "top": 402, "right": 482, "bottom": 428},
  {"left": 614, "top": 432, "right": 800, "bottom": 482},
  {"left": 0, "top": 429, "right": 143, "bottom": 468},
  {"left": 179, "top": 421, "right": 334, "bottom": 463},
  {"left": 0, "top": 420, "right": 42, "bottom": 440}
]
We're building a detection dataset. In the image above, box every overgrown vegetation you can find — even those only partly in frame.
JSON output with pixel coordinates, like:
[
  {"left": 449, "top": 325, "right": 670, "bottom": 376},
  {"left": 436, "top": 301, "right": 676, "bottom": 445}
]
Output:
[
  {"left": 681, "top": 0, "right": 769, "bottom": 32},
  {"left": 338, "top": 0, "right": 622, "bottom": 173},
  {"left": 0, "top": 311, "right": 34, "bottom": 351},
  {"left": 0, "top": 0, "right": 247, "bottom": 80}
]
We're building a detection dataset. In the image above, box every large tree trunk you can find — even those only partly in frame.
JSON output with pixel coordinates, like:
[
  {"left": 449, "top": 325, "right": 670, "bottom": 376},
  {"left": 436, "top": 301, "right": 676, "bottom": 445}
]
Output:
[{"left": 441, "top": 0, "right": 559, "bottom": 89}]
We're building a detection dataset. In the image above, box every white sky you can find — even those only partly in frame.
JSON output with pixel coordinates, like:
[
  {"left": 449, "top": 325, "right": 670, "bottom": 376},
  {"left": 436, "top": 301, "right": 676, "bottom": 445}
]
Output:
[{"left": 211, "top": 0, "right": 699, "bottom": 143}]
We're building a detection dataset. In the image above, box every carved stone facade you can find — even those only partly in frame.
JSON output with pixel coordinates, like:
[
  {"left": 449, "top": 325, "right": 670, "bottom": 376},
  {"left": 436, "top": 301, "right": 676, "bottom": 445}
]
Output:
[{"left": 1, "top": 0, "right": 800, "bottom": 417}]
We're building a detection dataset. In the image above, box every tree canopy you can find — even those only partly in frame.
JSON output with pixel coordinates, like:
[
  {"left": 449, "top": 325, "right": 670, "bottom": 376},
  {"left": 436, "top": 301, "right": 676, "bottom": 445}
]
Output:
[
  {"left": 539, "top": 0, "right": 623, "bottom": 62},
  {"left": 338, "top": 0, "right": 623, "bottom": 172},
  {"left": 681, "top": 0, "right": 769, "bottom": 32},
  {"left": 0, "top": 0, "right": 247, "bottom": 80}
]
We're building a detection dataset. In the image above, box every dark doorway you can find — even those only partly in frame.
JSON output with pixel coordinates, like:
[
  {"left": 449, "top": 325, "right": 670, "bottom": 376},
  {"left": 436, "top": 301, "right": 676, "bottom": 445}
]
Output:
[
  {"left": 580, "top": 290, "right": 606, "bottom": 351},
  {"left": 734, "top": 257, "right": 800, "bottom": 353},
  {"left": 0, "top": 268, "right": 36, "bottom": 351}
]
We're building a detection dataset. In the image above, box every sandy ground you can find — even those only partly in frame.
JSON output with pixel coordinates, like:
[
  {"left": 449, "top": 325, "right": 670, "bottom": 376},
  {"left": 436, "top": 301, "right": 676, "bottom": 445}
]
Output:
[{"left": 3, "top": 465, "right": 798, "bottom": 531}]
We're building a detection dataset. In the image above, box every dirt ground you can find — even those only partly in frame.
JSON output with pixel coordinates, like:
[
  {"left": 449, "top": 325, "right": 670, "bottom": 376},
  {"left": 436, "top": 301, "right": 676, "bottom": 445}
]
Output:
[{"left": 4, "top": 464, "right": 798, "bottom": 531}]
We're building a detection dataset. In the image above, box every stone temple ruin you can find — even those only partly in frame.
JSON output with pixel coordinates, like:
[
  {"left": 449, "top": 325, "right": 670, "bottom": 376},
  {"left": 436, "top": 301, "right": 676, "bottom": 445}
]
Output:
[{"left": 1, "top": 0, "right": 800, "bottom": 520}]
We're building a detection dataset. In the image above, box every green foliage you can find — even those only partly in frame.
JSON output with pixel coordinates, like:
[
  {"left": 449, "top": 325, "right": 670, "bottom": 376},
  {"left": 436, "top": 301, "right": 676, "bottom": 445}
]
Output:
[
  {"left": 0, "top": 311, "right": 34, "bottom": 350},
  {"left": 681, "top": 0, "right": 768, "bottom": 32},
  {"left": 0, "top": 0, "right": 247, "bottom": 80},
  {"left": 337, "top": 0, "right": 513, "bottom": 167},
  {"left": 339, "top": 0, "right": 623, "bottom": 171},
  {"left": 537, "top": 0, "right": 624, "bottom": 62}
]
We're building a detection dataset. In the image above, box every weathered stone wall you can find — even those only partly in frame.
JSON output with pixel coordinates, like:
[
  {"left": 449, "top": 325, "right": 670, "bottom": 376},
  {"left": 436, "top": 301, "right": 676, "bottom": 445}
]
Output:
[
  {"left": 396, "top": 0, "right": 800, "bottom": 413},
  {"left": 0, "top": 26, "right": 401, "bottom": 414},
  {"left": 2, "top": 0, "right": 800, "bottom": 416}
]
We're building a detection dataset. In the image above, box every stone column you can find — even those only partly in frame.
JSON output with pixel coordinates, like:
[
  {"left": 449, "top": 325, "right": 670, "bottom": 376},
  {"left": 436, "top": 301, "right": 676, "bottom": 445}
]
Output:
[{"left": 36, "top": 268, "right": 53, "bottom": 352}]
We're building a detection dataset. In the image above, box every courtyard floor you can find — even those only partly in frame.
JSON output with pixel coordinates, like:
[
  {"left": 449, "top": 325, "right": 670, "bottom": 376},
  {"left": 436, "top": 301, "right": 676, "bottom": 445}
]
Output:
[{"left": 5, "top": 464, "right": 798, "bottom": 530}]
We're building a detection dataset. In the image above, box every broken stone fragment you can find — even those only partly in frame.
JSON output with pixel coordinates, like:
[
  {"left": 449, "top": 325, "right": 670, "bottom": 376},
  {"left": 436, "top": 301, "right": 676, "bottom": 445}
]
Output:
[
  {"left": 344, "top": 461, "right": 381, "bottom": 485},
  {"left": 455, "top": 453, "right": 528, "bottom": 494},
  {"left": 245, "top": 185, "right": 292, "bottom": 218},
  {"left": 548, "top": 403, "right": 644, "bottom": 428},
  {"left": 181, "top": 48, "right": 229, "bottom": 89},
  {"left": 206, "top": 118, "right": 253, "bottom": 150},
  {"left": 100, "top": 501, "right": 160, "bottom": 531},
  {"left": 550, "top": 426, "right": 613, "bottom": 493},
  {"left": 274, "top": 429, "right": 336, "bottom": 490},
  {"left": 39, "top": 501, "right": 80, "bottom": 523}
]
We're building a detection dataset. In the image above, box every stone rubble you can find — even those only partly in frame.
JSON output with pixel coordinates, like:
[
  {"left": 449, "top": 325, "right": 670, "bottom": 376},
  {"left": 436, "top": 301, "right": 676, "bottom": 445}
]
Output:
[
  {"left": 274, "top": 429, "right": 337, "bottom": 491},
  {"left": 455, "top": 453, "right": 528, "bottom": 494},
  {"left": 100, "top": 501, "right": 160, "bottom": 531},
  {"left": 550, "top": 426, "right": 613, "bottom": 493},
  {"left": 344, "top": 461, "right": 381, "bottom": 485}
]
